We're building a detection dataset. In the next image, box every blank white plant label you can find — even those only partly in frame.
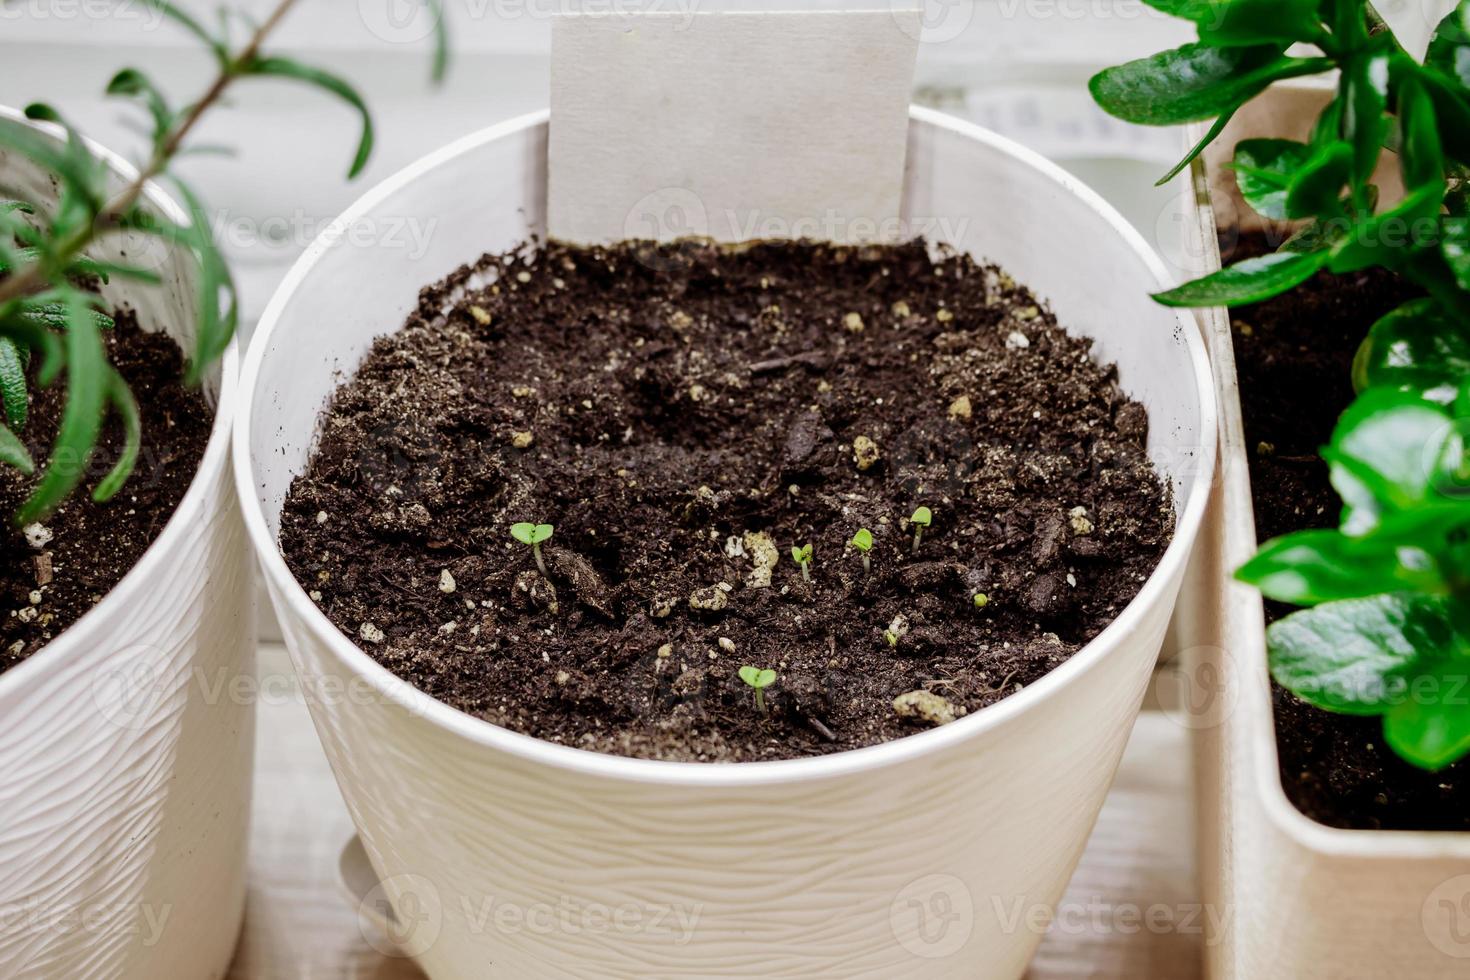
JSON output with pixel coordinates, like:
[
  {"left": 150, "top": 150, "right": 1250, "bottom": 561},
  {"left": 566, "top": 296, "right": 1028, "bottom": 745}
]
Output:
[{"left": 549, "top": 8, "right": 922, "bottom": 245}]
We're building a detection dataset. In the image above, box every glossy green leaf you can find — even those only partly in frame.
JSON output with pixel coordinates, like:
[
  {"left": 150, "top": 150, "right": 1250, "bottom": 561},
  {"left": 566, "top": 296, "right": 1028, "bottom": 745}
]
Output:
[
  {"left": 1230, "top": 138, "right": 1308, "bottom": 219},
  {"left": 1327, "top": 183, "right": 1446, "bottom": 273},
  {"left": 1325, "top": 388, "right": 1452, "bottom": 532},
  {"left": 1419, "top": 68, "right": 1470, "bottom": 167},
  {"left": 1143, "top": 0, "right": 1324, "bottom": 46},
  {"left": 1285, "top": 139, "right": 1354, "bottom": 218},
  {"left": 0, "top": 422, "right": 35, "bottom": 477},
  {"left": 1155, "top": 106, "right": 1238, "bottom": 186},
  {"left": 1384, "top": 668, "right": 1470, "bottom": 769},
  {"left": 92, "top": 367, "right": 140, "bottom": 503},
  {"left": 240, "top": 57, "right": 374, "bottom": 178},
  {"left": 1153, "top": 249, "right": 1328, "bottom": 307},
  {"left": 1090, "top": 44, "right": 1330, "bottom": 125},
  {"left": 1352, "top": 299, "right": 1470, "bottom": 393},
  {"left": 1237, "top": 528, "right": 1445, "bottom": 604},
  {"left": 17, "top": 294, "right": 106, "bottom": 525},
  {"left": 1427, "top": 0, "right": 1470, "bottom": 93},
  {"left": 0, "top": 338, "right": 28, "bottom": 430},
  {"left": 1397, "top": 68, "right": 1447, "bottom": 191},
  {"left": 1268, "top": 593, "right": 1455, "bottom": 713},
  {"left": 1342, "top": 50, "right": 1391, "bottom": 184},
  {"left": 1443, "top": 216, "right": 1470, "bottom": 291}
]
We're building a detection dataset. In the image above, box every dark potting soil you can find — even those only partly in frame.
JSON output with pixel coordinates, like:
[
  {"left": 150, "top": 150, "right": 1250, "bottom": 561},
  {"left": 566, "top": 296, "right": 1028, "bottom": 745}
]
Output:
[
  {"left": 0, "top": 313, "right": 212, "bottom": 676},
  {"left": 280, "top": 239, "right": 1175, "bottom": 762},
  {"left": 1226, "top": 230, "right": 1470, "bottom": 831}
]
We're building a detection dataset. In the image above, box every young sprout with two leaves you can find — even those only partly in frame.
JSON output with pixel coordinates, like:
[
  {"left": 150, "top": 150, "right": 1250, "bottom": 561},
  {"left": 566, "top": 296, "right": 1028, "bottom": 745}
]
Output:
[
  {"left": 790, "top": 543, "right": 814, "bottom": 582},
  {"left": 0, "top": 0, "right": 447, "bottom": 524},
  {"left": 909, "top": 506, "right": 932, "bottom": 555},
  {"left": 738, "top": 665, "right": 777, "bottom": 714},
  {"left": 1092, "top": 0, "right": 1470, "bottom": 769},
  {"left": 510, "top": 522, "right": 554, "bottom": 576},
  {"left": 850, "top": 527, "right": 873, "bottom": 573}
]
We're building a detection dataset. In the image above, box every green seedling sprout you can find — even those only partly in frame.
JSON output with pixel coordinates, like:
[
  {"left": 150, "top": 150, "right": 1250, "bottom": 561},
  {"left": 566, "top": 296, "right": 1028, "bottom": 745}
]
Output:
[
  {"left": 791, "top": 543, "right": 813, "bottom": 583},
  {"left": 909, "top": 506, "right": 932, "bottom": 555},
  {"left": 850, "top": 528, "right": 873, "bottom": 573},
  {"left": 883, "top": 629, "right": 898, "bottom": 648},
  {"left": 738, "top": 665, "right": 777, "bottom": 714},
  {"left": 510, "top": 522, "right": 553, "bottom": 575},
  {"left": 973, "top": 593, "right": 989, "bottom": 609}
]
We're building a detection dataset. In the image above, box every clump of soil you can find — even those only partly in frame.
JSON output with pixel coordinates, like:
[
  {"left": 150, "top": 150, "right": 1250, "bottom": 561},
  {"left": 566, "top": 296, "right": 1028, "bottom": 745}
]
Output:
[
  {"left": 281, "top": 239, "right": 1174, "bottom": 762},
  {"left": 1227, "top": 230, "right": 1470, "bottom": 830},
  {"left": 0, "top": 313, "right": 212, "bottom": 676}
]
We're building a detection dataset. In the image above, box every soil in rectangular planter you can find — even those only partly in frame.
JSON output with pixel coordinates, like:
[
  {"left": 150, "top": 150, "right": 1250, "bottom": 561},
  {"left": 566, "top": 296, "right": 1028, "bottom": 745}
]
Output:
[
  {"left": 1225, "top": 230, "right": 1470, "bottom": 831},
  {"left": 0, "top": 313, "right": 212, "bottom": 676},
  {"left": 280, "top": 239, "right": 1175, "bottom": 762}
]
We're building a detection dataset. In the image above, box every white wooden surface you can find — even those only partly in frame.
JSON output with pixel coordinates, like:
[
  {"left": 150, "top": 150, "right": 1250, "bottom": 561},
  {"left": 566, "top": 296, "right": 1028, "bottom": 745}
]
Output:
[{"left": 228, "top": 645, "right": 1200, "bottom": 979}]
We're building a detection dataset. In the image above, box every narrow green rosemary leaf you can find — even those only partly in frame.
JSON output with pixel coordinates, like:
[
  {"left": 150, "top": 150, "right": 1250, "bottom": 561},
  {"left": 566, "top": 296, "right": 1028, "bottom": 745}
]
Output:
[
  {"left": 0, "top": 338, "right": 28, "bottom": 430},
  {"left": 0, "top": 423, "right": 34, "bottom": 476},
  {"left": 141, "top": 0, "right": 230, "bottom": 65},
  {"left": 240, "top": 57, "right": 374, "bottom": 178},
  {"left": 17, "top": 294, "right": 107, "bottom": 525},
  {"left": 92, "top": 367, "right": 141, "bottom": 503}
]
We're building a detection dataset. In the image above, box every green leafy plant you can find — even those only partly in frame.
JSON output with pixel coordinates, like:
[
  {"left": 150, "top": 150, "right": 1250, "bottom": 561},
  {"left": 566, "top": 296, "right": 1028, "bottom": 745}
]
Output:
[
  {"left": 909, "top": 506, "right": 932, "bottom": 554},
  {"left": 737, "top": 665, "right": 777, "bottom": 714},
  {"left": 1093, "top": 0, "right": 1470, "bottom": 768},
  {"left": 849, "top": 527, "right": 873, "bottom": 572},
  {"left": 0, "top": 0, "right": 446, "bottom": 524},
  {"left": 510, "top": 522, "right": 554, "bottom": 575},
  {"left": 791, "top": 543, "right": 813, "bottom": 582}
]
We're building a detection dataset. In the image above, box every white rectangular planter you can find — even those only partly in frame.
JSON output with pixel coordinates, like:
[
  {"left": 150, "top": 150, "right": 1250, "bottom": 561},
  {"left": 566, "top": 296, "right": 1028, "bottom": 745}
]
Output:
[
  {"left": 236, "top": 107, "right": 1216, "bottom": 979},
  {"left": 1176, "top": 84, "right": 1470, "bottom": 978},
  {"left": 0, "top": 110, "right": 254, "bottom": 979}
]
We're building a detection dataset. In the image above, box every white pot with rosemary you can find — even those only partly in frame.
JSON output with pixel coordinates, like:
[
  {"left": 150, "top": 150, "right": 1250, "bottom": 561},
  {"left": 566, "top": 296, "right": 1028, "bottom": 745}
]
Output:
[{"left": 0, "top": 1, "right": 443, "bottom": 975}]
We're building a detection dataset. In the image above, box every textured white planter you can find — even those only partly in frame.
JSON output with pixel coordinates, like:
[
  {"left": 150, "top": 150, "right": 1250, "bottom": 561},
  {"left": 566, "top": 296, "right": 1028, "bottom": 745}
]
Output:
[
  {"left": 236, "top": 107, "right": 1216, "bottom": 979},
  {"left": 1175, "top": 83, "right": 1470, "bottom": 979},
  {"left": 0, "top": 110, "right": 253, "bottom": 979}
]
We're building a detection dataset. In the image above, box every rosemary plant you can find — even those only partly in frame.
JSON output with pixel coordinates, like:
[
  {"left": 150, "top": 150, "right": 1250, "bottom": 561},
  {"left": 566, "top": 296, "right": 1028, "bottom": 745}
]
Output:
[{"left": 0, "top": 0, "right": 446, "bottom": 523}]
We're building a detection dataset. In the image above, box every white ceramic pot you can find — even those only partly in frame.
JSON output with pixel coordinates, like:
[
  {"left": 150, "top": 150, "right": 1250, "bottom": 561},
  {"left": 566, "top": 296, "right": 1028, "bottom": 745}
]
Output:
[
  {"left": 236, "top": 106, "right": 1216, "bottom": 979},
  {"left": 0, "top": 110, "right": 253, "bottom": 979},
  {"left": 1174, "top": 83, "right": 1470, "bottom": 979}
]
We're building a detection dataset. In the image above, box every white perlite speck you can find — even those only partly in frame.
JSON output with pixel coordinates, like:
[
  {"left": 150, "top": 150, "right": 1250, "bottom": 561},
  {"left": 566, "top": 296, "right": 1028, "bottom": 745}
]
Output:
[
  {"left": 439, "top": 569, "right": 457, "bottom": 593},
  {"left": 718, "top": 636, "right": 735, "bottom": 652},
  {"left": 1005, "top": 331, "right": 1030, "bottom": 350},
  {"left": 22, "top": 523, "right": 51, "bottom": 549},
  {"left": 359, "top": 623, "right": 386, "bottom": 644}
]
